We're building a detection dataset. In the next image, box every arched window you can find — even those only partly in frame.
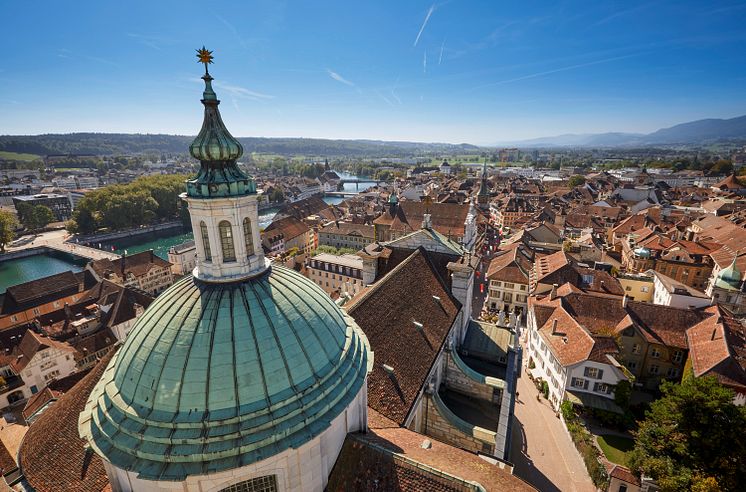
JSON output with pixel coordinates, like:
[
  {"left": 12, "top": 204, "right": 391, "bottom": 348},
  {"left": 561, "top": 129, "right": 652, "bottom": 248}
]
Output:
[
  {"left": 219, "top": 476, "right": 277, "bottom": 492},
  {"left": 243, "top": 217, "right": 254, "bottom": 257},
  {"left": 200, "top": 221, "right": 212, "bottom": 261},
  {"left": 219, "top": 221, "right": 236, "bottom": 262}
]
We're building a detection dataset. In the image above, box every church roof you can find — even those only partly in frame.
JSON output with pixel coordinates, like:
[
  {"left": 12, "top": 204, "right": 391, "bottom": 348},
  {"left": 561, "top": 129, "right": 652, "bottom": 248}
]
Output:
[
  {"left": 21, "top": 350, "right": 117, "bottom": 492},
  {"left": 79, "top": 266, "right": 370, "bottom": 481},
  {"left": 347, "top": 248, "right": 460, "bottom": 425}
]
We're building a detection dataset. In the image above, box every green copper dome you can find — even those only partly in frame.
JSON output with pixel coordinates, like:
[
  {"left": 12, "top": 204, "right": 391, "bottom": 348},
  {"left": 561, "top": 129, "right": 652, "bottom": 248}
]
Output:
[
  {"left": 79, "top": 266, "right": 370, "bottom": 481},
  {"left": 186, "top": 69, "right": 256, "bottom": 198},
  {"left": 715, "top": 256, "right": 742, "bottom": 290}
]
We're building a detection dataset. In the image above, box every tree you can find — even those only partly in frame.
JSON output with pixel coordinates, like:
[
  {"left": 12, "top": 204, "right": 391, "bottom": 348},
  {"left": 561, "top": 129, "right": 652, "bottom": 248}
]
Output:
[
  {"left": 628, "top": 376, "right": 746, "bottom": 491},
  {"left": 0, "top": 210, "right": 18, "bottom": 252},
  {"left": 568, "top": 175, "right": 586, "bottom": 187},
  {"left": 614, "top": 379, "right": 632, "bottom": 409},
  {"left": 31, "top": 205, "right": 54, "bottom": 229}
]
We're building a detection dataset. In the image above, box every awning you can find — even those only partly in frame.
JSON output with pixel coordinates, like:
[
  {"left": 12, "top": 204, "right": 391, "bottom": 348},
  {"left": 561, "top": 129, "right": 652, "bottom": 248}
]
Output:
[{"left": 566, "top": 390, "right": 624, "bottom": 414}]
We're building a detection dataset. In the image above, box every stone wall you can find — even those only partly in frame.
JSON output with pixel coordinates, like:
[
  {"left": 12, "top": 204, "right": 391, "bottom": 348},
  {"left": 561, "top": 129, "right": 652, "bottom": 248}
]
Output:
[
  {"left": 423, "top": 394, "right": 495, "bottom": 455},
  {"left": 444, "top": 351, "right": 502, "bottom": 405}
]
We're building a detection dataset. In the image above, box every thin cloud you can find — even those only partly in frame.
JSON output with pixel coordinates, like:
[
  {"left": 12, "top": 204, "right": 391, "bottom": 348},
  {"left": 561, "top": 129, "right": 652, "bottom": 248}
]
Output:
[
  {"left": 439, "top": 39, "right": 445, "bottom": 65},
  {"left": 127, "top": 33, "right": 163, "bottom": 51},
  {"left": 593, "top": 2, "right": 660, "bottom": 27},
  {"left": 327, "top": 69, "right": 355, "bottom": 86},
  {"left": 467, "top": 52, "right": 646, "bottom": 91},
  {"left": 414, "top": 4, "right": 435, "bottom": 47},
  {"left": 215, "top": 14, "right": 249, "bottom": 49},
  {"left": 423, "top": 51, "right": 428, "bottom": 74},
  {"left": 212, "top": 81, "right": 275, "bottom": 100},
  {"left": 375, "top": 89, "right": 395, "bottom": 107}
]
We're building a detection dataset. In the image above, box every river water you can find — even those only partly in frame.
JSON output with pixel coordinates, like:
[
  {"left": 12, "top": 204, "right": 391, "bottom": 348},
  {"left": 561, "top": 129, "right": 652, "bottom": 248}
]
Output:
[
  {"left": 0, "top": 251, "right": 86, "bottom": 293},
  {"left": 0, "top": 172, "right": 376, "bottom": 290}
]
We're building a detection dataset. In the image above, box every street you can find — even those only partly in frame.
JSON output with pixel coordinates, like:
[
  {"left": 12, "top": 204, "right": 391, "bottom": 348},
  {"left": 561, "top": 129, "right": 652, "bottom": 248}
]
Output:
[{"left": 510, "top": 341, "right": 596, "bottom": 492}]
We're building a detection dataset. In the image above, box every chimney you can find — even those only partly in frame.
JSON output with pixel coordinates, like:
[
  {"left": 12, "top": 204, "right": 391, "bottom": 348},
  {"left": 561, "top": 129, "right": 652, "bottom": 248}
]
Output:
[
  {"left": 549, "top": 284, "right": 558, "bottom": 300},
  {"left": 622, "top": 294, "right": 628, "bottom": 308}
]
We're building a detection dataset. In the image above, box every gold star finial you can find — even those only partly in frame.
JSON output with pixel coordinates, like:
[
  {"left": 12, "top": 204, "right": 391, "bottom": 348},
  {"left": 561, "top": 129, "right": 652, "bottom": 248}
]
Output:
[{"left": 196, "top": 46, "right": 214, "bottom": 74}]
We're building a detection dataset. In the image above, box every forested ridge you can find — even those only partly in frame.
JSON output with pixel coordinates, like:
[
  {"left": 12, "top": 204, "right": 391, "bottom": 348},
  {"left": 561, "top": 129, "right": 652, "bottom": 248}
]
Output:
[{"left": 0, "top": 133, "right": 480, "bottom": 158}]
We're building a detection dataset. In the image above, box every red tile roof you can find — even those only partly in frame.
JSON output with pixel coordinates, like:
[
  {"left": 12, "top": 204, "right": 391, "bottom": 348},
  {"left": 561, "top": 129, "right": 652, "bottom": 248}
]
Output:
[
  {"left": 19, "top": 349, "right": 116, "bottom": 492},
  {"left": 328, "top": 427, "right": 536, "bottom": 492},
  {"left": 347, "top": 248, "right": 461, "bottom": 425},
  {"left": 686, "top": 305, "right": 746, "bottom": 391}
]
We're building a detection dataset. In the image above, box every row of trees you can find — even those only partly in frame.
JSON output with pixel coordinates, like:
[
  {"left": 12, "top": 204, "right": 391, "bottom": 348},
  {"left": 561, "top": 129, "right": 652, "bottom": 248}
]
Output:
[{"left": 66, "top": 174, "right": 189, "bottom": 234}]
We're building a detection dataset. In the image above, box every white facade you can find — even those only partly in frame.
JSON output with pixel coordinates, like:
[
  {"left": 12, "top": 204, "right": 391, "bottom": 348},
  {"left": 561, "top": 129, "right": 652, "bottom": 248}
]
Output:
[
  {"left": 306, "top": 253, "right": 364, "bottom": 297},
  {"left": 184, "top": 193, "right": 268, "bottom": 282},
  {"left": 487, "top": 280, "right": 529, "bottom": 313},
  {"left": 101, "top": 384, "right": 368, "bottom": 492},
  {"left": 168, "top": 242, "right": 198, "bottom": 276},
  {"left": 526, "top": 308, "right": 626, "bottom": 410},
  {"left": 653, "top": 274, "right": 711, "bottom": 309}
]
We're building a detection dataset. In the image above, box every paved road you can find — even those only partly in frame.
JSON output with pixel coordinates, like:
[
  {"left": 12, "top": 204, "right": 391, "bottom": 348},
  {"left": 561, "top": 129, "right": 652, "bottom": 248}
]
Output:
[
  {"left": 510, "top": 342, "right": 596, "bottom": 492},
  {"left": 5, "top": 229, "right": 119, "bottom": 261}
]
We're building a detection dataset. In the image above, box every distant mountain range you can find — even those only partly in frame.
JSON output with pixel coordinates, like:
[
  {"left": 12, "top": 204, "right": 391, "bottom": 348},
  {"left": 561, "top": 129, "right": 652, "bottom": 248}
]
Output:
[
  {"left": 501, "top": 115, "right": 746, "bottom": 148},
  {"left": 2, "top": 114, "right": 745, "bottom": 158}
]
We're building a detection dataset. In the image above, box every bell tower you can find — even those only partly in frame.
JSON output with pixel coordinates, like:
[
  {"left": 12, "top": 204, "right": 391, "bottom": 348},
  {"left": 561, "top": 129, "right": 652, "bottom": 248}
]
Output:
[{"left": 182, "top": 47, "right": 268, "bottom": 282}]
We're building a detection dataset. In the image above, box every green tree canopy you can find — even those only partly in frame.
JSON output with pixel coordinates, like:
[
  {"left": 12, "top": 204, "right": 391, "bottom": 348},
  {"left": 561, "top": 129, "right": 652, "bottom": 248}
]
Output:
[
  {"left": 67, "top": 174, "right": 189, "bottom": 234},
  {"left": 0, "top": 210, "right": 18, "bottom": 251},
  {"left": 30, "top": 205, "right": 54, "bottom": 229},
  {"left": 628, "top": 376, "right": 746, "bottom": 491},
  {"left": 568, "top": 175, "right": 586, "bottom": 187}
]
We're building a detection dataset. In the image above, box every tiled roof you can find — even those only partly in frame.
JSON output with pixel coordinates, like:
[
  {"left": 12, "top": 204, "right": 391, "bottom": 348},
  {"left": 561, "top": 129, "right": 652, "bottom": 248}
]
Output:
[
  {"left": 374, "top": 202, "right": 469, "bottom": 238},
  {"left": 686, "top": 305, "right": 746, "bottom": 391},
  {"left": 4, "top": 271, "right": 79, "bottom": 305},
  {"left": 487, "top": 246, "right": 531, "bottom": 284},
  {"left": 319, "top": 221, "right": 374, "bottom": 238},
  {"left": 532, "top": 297, "right": 596, "bottom": 366},
  {"left": 0, "top": 437, "right": 16, "bottom": 476},
  {"left": 19, "top": 350, "right": 116, "bottom": 492},
  {"left": 263, "top": 215, "right": 310, "bottom": 240},
  {"left": 10, "top": 331, "right": 76, "bottom": 372},
  {"left": 328, "top": 428, "right": 536, "bottom": 492},
  {"left": 559, "top": 291, "right": 711, "bottom": 348},
  {"left": 347, "top": 248, "right": 461, "bottom": 425},
  {"left": 88, "top": 250, "right": 171, "bottom": 279},
  {"left": 609, "top": 464, "right": 641, "bottom": 486},
  {"left": 22, "top": 386, "right": 60, "bottom": 421},
  {"left": 275, "top": 195, "right": 329, "bottom": 220}
]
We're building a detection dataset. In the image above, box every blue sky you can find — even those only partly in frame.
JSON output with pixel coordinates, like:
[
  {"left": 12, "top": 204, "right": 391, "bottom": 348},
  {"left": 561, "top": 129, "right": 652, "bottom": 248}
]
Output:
[{"left": 2, "top": 0, "right": 746, "bottom": 144}]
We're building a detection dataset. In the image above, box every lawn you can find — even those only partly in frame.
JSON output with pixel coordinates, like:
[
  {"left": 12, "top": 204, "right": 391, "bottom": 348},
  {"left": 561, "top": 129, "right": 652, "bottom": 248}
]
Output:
[
  {"left": 597, "top": 434, "right": 635, "bottom": 466},
  {"left": 0, "top": 151, "right": 42, "bottom": 162}
]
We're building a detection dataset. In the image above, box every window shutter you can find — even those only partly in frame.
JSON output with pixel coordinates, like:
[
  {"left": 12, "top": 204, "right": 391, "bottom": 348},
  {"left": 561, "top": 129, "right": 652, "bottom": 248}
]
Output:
[
  {"left": 593, "top": 382, "right": 599, "bottom": 392},
  {"left": 583, "top": 379, "right": 589, "bottom": 390},
  {"left": 597, "top": 369, "right": 604, "bottom": 380},
  {"left": 583, "top": 367, "right": 590, "bottom": 377}
]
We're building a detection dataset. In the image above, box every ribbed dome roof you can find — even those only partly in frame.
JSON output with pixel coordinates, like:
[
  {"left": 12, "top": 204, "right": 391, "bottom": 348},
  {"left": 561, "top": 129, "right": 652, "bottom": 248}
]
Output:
[
  {"left": 715, "top": 258, "right": 742, "bottom": 290},
  {"left": 80, "top": 266, "right": 370, "bottom": 481}
]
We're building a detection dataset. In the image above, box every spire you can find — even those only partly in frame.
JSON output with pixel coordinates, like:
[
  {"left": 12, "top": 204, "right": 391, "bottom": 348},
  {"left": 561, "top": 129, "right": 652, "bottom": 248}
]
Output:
[{"left": 186, "top": 47, "right": 256, "bottom": 199}]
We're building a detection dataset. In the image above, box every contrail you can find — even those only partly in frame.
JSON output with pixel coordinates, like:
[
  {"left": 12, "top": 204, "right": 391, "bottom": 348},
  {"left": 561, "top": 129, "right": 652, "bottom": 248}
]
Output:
[
  {"left": 468, "top": 53, "right": 645, "bottom": 91},
  {"left": 414, "top": 5, "right": 435, "bottom": 47},
  {"left": 439, "top": 39, "right": 445, "bottom": 65},
  {"left": 423, "top": 51, "right": 428, "bottom": 74},
  {"left": 327, "top": 69, "right": 355, "bottom": 86}
]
